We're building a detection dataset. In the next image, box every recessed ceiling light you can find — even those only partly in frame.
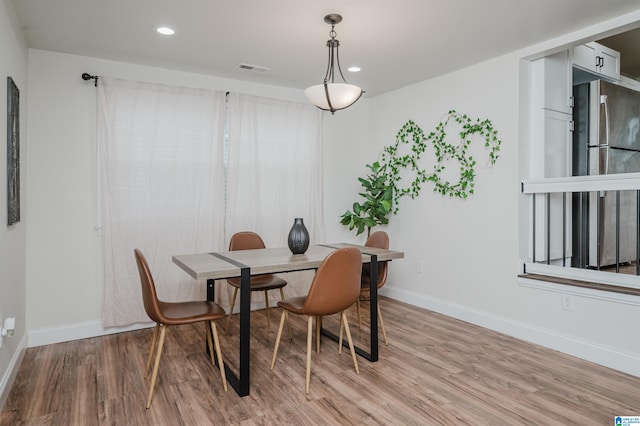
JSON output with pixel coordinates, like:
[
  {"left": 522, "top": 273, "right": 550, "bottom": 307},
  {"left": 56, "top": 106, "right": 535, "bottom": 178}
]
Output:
[
  {"left": 348, "top": 66, "right": 361, "bottom": 73},
  {"left": 156, "top": 26, "right": 175, "bottom": 36}
]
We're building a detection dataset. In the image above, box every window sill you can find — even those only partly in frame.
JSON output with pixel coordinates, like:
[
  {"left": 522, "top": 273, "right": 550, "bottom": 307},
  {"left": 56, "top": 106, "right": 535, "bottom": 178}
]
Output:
[
  {"left": 519, "top": 273, "right": 640, "bottom": 296},
  {"left": 518, "top": 273, "right": 640, "bottom": 306}
]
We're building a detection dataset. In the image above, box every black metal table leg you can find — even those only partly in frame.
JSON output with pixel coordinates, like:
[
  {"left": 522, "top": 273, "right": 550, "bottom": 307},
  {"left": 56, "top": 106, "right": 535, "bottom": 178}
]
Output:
[
  {"left": 236, "top": 267, "right": 251, "bottom": 395},
  {"left": 207, "top": 278, "right": 215, "bottom": 302},
  {"left": 206, "top": 258, "right": 251, "bottom": 397}
]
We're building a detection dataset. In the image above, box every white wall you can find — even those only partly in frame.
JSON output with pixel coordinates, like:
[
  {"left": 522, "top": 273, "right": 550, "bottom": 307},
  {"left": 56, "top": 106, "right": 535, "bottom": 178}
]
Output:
[
  {"left": 0, "top": 0, "right": 28, "bottom": 408},
  {"left": 373, "top": 14, "right": 640, "bottom": 376},
  {"left": 24, "top": 49, "right": 368, "bottom": 345},
  {"left": 371, "top": 52, "right": 520, "bottom": 311}
]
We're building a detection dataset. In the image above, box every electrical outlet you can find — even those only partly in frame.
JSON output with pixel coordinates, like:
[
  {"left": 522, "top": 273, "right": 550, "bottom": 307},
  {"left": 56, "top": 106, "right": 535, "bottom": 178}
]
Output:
[
  {"left": 416, "top": 260, "right": 424, "bottom": 273},
  {"left": 0, "top": 317, "right": 16, "bottom": 349},
  {"left": 561, "top": 294, "right": 574, "bottom": 311}
]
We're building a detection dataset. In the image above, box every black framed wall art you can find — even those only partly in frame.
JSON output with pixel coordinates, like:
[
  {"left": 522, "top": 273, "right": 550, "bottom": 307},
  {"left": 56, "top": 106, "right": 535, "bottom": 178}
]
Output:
[{"left": 7, "top": 76, "right": 20, "bottom": 225}]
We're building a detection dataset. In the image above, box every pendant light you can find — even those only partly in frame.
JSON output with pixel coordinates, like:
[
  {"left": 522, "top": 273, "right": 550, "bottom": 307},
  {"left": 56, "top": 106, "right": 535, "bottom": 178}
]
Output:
[{"left": 304, "top": 14, "right": 364, "bottom": 114}]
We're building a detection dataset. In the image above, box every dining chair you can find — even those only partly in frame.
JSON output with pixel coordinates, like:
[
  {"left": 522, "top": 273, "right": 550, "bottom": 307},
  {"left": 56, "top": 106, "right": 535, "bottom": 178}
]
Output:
[
  {"left": 134, "top": 249, "right": 227, "bottom": 409},
  {"left": 270, "top": 247, "right": 362, "bottom": 394},
  {"left": 224, "top": 231, "right": 290, "bottom": 336},
  {"left": 356, "top": 230, "right": 390, "bottom": 344}
]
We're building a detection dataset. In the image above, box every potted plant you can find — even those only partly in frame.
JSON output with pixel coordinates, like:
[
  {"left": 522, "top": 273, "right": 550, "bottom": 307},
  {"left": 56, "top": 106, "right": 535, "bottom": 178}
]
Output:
[{"left": 340, "top": 162, "right": 393, "bottom": 237}]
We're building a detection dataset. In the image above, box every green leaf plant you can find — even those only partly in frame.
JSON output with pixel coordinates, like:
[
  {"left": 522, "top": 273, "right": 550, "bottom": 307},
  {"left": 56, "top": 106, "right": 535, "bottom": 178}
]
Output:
[
  {"left": 340, "top": 162, "right": 393, "bottom": 237},
  {"left": 340, "top": 110, "right": 502, "bottom": 236}
]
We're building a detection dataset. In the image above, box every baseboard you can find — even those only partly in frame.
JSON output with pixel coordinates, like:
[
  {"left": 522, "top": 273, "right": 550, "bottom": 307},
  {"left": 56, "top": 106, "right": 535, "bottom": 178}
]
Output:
[
  {"left": 0, "top": 333, "right": 27, "bottom": 411},
  {"left": 27, "top": 299, "right": 276, "bottom": 348},
  {"left": 28, "top": 321, "right": 154, "bottom": 348},
  {"left": 380, "top": 286, "right": 640, "bottom": 378}
]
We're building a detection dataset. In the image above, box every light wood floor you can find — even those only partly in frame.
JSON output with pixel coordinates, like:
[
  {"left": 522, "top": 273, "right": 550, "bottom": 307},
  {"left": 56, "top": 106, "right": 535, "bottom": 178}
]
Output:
[{"left": 1, "top": 298, "right": 639, "bottom": 425}]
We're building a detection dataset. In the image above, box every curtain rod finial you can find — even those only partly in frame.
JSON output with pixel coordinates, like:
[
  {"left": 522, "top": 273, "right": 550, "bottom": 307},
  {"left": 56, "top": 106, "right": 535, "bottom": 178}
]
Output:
[{"left": 82, "top": 73, "right": 98, "bottom": 87}]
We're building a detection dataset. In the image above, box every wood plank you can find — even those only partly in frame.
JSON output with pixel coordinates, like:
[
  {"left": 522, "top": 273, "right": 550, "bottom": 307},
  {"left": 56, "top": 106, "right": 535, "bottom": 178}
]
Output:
[{"left": 1, "top": 298, "right": 638, "bottom": 425}]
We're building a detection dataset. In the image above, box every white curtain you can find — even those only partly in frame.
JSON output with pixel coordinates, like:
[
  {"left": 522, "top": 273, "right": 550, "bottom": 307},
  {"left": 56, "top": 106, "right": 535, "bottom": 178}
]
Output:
[
  {"left": 224, "top": 93, "right": 325, "bottom": 304},
  {"left": 98, "top": 78, "right": 226, "bottom": 327}
]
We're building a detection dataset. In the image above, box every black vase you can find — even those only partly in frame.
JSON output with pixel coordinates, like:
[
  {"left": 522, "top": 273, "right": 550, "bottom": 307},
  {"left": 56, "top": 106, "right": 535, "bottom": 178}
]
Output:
[{"left": 288, "top": 218, "right": 310, "bottom": 254}]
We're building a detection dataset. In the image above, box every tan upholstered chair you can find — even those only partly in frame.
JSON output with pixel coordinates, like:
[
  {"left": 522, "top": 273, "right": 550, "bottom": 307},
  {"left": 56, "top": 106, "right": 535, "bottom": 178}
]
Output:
[
  {"left": 271, "top": 247, "right": 362, "bottom": 394},
  {"left": 356, "top": 231, "right": 390, "bottom": 344},
  {"left": 134, "top": 249, "right": 227, "bottom": 409},
  {"left": 224, "top": 231, "right": 289, "bottom": 334}
]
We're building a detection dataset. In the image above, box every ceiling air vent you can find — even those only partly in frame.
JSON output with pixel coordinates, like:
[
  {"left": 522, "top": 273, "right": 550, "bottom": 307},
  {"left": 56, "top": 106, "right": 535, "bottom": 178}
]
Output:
[{"left": 237, "top": 63, "right": 270, "bottom": 73}]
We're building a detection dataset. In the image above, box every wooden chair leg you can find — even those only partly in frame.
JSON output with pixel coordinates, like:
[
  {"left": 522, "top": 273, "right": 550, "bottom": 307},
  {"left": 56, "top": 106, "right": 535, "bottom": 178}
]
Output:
[
  {"left": 146, "top": 324, "right": 167, "bottom": 409},
  {"left": 210, "top": 320, "right": 227, "bottom": 392},
  {"left": 341, "top": 311, "right": 359, "bottom": 375},
  {"left": 279, "top": 288, "right": 293, "bottom": 340},
  {"left": 271, "top": 310, "right": 287, "bottom": 369},
  {"left": 224, "top": 287, "right": 239, "bottom": 334},
  {"left": 144, "top": 323, "right": 160, "bottom": 378},
  {"left": 306, "top": 316, "right": 313, "bottom": 394},
  {"left": 338, "top": 312, "right": 344, "bottom": 354},
  {"left": 206, "top": 322, "right": 215, "bottom": 365},
  {"left": 378, "top": 304, "right": 388, "bottom": 345},
  {"left": 356, "top": 298, "right": 362, "bottom": 329},
  {"left": 316, "top": 316, "right": 322, "bottom": 354},
  {"left": 264, "top": 290, "right": 270, "bottom": 326}
]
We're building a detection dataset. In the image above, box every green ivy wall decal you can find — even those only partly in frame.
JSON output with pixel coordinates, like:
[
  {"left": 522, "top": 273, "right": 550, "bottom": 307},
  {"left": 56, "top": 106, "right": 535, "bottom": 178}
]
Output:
[
  {"left": 380, "top": 110, "right": 501, "bottom": 214},
  {"left": 341, "top": 110, "right": 501, "bottom": 236}
]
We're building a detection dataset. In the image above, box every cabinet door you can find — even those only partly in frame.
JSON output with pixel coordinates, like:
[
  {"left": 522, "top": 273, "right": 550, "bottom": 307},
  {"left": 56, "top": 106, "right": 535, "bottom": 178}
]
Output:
[
  {"left": 573, "top": 43, "right": 597, "bottom": 72},
  {"left": 542, "top": 50, "right": 572, "bottom": 114},
  {"left": 598, "top": 44, "right": 621, "bottom": 80},
  {"left": 543, "top": 109, "right": 572, "bottom": 178}
]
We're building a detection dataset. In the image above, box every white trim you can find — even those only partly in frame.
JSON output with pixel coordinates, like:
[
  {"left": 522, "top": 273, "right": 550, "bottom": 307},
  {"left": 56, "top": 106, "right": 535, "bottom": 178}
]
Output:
[
  {"left": 26, "top": 299, "right": 274, "bottom": 347},
  {"left": 522, "top": 173, "right": 640, "bottom": 194},
  {"left": 524, "top": 262, "right": 640, "bottom": 290},
  {"left": 0, "top": 334, "right": 27, "bottom": 411},
  {"left": 381, "top": 286, "right": 640, "bottom": 377},
  {"left": 28, "top": 321, "right": 154, "bottom": 348}
]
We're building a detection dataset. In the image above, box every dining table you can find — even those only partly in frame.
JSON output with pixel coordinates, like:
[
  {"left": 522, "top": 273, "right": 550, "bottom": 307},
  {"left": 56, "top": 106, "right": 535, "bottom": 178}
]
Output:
[{"left": 172, "top": 243, "right": 404, "bottom": 397}]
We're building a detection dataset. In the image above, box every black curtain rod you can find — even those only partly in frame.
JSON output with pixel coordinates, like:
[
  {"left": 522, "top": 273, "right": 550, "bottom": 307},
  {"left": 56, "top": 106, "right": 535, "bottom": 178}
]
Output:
[
  {"left": 82, "top": 73, "right": 99, "bottom": 87},
  {"left": 81, "top": 75, "right": 231, "bottom": 94}
]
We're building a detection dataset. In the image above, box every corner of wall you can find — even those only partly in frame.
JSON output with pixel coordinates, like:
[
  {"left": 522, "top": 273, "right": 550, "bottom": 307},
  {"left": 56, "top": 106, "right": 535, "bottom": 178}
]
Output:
[{"left": 0, "top": 333, "right": 27, "bottom": 411}]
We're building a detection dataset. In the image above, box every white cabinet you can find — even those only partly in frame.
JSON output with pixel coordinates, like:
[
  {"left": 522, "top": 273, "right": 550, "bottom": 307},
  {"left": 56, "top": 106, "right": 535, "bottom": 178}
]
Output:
[
  {"left": 573, "top": 42, "right": 620, "bottom": 81},
  {"left": 540, "top": 50, "right": 573, "bottom": 114},
  {"left": 543, "top": 109, "right": 572, "bottom": 178},
  {"left": 530, "top": 51, "right": 573, "bottom": 178}
]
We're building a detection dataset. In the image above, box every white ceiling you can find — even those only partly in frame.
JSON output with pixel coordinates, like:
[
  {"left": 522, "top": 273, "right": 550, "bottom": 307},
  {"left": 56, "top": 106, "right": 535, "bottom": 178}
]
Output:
[{"left": 9, "top": 0, "right": 640, "bottom": 96}]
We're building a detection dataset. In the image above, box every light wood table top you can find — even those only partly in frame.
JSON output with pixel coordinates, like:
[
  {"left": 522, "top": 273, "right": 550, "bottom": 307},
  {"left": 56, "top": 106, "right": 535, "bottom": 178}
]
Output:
[{"left": 172, "top": 243, "right": 404, "bottom": 280}]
